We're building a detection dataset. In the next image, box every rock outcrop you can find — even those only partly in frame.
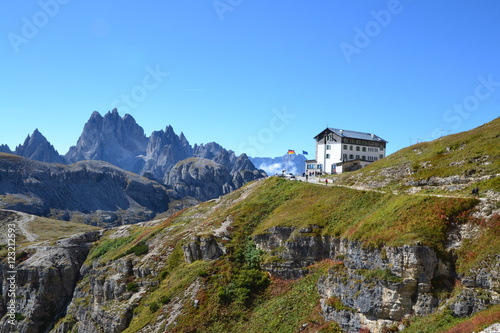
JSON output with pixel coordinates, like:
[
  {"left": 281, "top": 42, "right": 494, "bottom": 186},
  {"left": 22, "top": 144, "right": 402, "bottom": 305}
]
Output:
[
  {"left": 254, "top": 225, "right": 500, "bottom": 333},
  {"left": 166, "top": 158, "right": 235, "bottom": 201},
  {"left": 0, "top": 230, "right": 102, "bottom": 333}
]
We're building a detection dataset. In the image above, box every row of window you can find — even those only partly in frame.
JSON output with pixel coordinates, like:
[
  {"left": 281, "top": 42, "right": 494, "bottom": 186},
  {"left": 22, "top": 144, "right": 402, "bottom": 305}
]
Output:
[
  {"left": 342, "top": 138, "right": 383, "bottom": 147},
  {"left": 327, "top": 144, "right": 383, "bottom": 153},
  {"left": 342, "top": 154, "right": 382, "bottom": 161},
  {"left": 325, "top": 153, "right": 383, "bottom": 160}
]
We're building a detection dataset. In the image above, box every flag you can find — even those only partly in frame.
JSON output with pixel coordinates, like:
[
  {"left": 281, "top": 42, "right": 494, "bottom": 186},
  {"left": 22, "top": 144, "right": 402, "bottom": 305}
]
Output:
[
  {"left": 287, "top": 149, "right": 295, "bottom": 155},
  {"left": 302, "top": 150, "right": 308, "bottom": 155}
]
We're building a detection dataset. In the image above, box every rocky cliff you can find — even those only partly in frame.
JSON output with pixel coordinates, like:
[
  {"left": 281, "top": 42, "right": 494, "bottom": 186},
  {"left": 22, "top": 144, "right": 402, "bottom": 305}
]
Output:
[
  {"left": 0, "top": 230, "right": 102, "bottom": 333},
  {"left": 255, "top": 225, "right": 500, "bottom": 332},
  {"left": 141, "top": 125, "right": 193, "bottom": 180},
  {"left": 0, "top": 154, "right": 170, "bottom": 225}
]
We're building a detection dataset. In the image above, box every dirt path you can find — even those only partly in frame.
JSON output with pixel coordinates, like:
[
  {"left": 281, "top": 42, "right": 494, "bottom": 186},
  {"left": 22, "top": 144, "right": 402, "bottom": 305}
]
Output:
[
  {"left": 296, "top": 176, "right": 487, "bottom": 201},
  {"left": 2, "top": 209, "right": 37, "bottom": 242}
]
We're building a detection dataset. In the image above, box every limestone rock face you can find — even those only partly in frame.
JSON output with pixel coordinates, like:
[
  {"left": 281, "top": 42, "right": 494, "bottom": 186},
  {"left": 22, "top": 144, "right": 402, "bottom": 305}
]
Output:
[
  {"left": 141, "top": 126, "right": 193, "bottom": 180},
  {"left": 253, "top": 225, "right": 500, "bottom": 333},
  {"left": 66, "top": 110, "right": 148, "bottom": 173},
  {"left": 0, "top": 230, "right": 101, "bottom": 333},
  {"left": 0, "top": 155, "right": 169, "bottom": 225},
  {"left": 183, "top": 235, "right": 225, "bottom": 263},
  {"left": 15, "top": 129, "right": 66, "bottom": 164},
  {"left": 166, "top": 158, "right": 234, "bottom": 201}
]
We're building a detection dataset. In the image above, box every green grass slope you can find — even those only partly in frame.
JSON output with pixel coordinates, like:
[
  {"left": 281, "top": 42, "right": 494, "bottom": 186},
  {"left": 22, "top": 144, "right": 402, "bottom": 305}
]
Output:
[
  {"left": 71, "top": 173, "right": 498, "bottom": 332},
  {"left": 334, "top": 117, "right": 500, "bottom": 195}
]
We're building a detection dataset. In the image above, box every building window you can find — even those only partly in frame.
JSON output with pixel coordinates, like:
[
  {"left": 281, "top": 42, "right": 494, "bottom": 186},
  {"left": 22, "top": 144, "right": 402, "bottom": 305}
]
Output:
[
  {"left": 342, "top": 154, "right": 347, "bottom": 161},
  {"left": 343, "top": 145, "right": 347, "bottom": 150},
  {"left": 350, "top": 145, "right": 353, "bottom": 150},
  {"left": 356, "top": 155, "right": 360, "bottom": 159},
  {"left": 379, "top": 154, "right": 384, "bottom": 159},
  {"left": 356, "top": 146, "right": 360, "bottom": 151},
  {"left": 380, "top": 147, "right": 384, "bottom": 151},
  {"left": 307, "top": 164, "right": 316, "bottom": 169},
  {"left": 326, "top": 154, "right": 330, "bottom": 159},
  {"left": 349, "top": 154, "right": 354, "bottom": 160},
  {"left": 362, "top": 156, "right": 366, "bottom": 161},
  {"left": 326, "top": 144, "right": 331, "bottom": 150},
  {"left": 362, "top": 147, "right": 366, "bottom": 152}
]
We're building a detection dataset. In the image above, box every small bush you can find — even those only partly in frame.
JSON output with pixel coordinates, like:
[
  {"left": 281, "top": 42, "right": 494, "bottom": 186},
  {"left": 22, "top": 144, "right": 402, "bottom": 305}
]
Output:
[
  {"left": 160, "top": 296, "right": 171, "bottom": 304},
  {"left": 127, "top": 282, "right": 139, "bottom": 292},
  {"left": 149, "top": 302, "right": 160, "bottom": 312},
  {"left": 14, "top": 313, "right": 25, "bottom": 321},
  {"left": 325, "top": 296, "right": 354, "bottom": 312},
  {"left": 128, "top": 241, "right": 149, "bottom": 256},
  {"left": 360, "top": 268, "right": 402, "bottom": 283},
  {"left": 90, "top": 236, "right": 133, "bottom": 259}
]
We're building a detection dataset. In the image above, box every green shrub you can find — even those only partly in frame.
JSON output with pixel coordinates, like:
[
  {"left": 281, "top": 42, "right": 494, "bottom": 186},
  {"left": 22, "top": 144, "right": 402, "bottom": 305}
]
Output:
[
  {"left": 359, "top": 268, "right": 402, "bottom": 283},
  {"left": 160, "top": 296, "right": 171, "bottom": 304},
  {"left": 128, "top": 241, "right": 149, "bottom": 256},
  {"left": 90, "top": 236, "right": 133, "bottom": 259},
  {"left": 14, "top": 313, "right": 25, "bottom": 321},
  {"left": 149, "top": 302, "right": 160, "bottom": 312},
  {"left": 127, "top": 282, "right": 139, "bottom": 292},
  {"left": 217, "top": 267, "right": 270, "bottom": 306},
  {"left": 325, "top": 296, "right": 354, "bottom": 312}
]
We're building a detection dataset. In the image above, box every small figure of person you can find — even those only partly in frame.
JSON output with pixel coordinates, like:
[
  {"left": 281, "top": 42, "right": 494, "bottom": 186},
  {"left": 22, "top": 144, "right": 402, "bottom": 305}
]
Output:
[{"left": 325, "top": 178, "right": 328, "bottom": 186}]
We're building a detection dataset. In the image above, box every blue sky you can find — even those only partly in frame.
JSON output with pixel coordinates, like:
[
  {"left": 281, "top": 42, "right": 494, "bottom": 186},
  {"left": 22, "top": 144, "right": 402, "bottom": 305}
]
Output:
[{"left": 1, "top": 1, "right": 499, "bottom": 158}]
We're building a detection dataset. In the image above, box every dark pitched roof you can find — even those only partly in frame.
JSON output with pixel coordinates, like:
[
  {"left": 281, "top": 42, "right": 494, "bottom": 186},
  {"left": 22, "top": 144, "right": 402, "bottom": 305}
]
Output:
[{"left": 315, "top": 128, "right": 387, "bottom": 143}]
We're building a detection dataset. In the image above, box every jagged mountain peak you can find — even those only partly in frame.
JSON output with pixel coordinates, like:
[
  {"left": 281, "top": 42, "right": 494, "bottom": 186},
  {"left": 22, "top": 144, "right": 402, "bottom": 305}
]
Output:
[
  {"left": 14, "top": 129, "right": 66, "bottom": 164},
  {"left": 0, "top": 144, "right": 11, "bottom": 154},
  {"left": 90, "top": 110, "right": 103, "bottom": 119},
  {"left": 65, "top": 109, "right": 148, "bottom": 172}
]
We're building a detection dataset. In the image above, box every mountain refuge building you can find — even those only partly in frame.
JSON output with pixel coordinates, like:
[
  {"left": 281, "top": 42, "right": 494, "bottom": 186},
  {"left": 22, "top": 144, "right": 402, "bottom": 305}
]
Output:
[{"left": 305, "top": 128, "right": 388, "bottom": 174}]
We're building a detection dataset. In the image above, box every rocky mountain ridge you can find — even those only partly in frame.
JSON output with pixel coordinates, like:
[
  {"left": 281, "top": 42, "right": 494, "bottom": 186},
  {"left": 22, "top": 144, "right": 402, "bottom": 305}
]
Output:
[
  {"left": 0, "top": 154, "right": 171, "bottom": 225},
  {"left": 2, "top": 109, "right": 266, "bottom": 208}
]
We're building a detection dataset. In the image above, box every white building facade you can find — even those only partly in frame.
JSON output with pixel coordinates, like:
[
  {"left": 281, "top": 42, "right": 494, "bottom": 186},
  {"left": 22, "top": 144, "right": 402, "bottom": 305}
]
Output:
[{"left": 306, "top": 128, "right": 388, "bottom": 174}]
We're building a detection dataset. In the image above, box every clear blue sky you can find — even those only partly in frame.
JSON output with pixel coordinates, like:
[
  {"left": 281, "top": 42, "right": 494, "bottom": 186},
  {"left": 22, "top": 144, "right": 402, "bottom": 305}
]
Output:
[{"left": 1, "top": 1, "right": 499, "bottom": 158}]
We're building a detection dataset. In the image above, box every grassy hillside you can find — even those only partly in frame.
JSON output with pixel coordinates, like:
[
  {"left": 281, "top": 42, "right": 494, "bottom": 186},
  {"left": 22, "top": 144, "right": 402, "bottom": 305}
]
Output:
[
  {"left": 73, "top": 173, "right": 498, "bottom": 332},
  {"left": 334, "top": 117, "right": 500, "bottom": 195}
]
